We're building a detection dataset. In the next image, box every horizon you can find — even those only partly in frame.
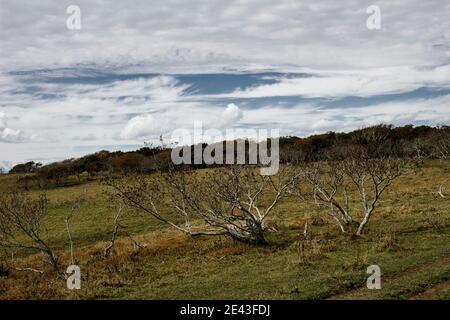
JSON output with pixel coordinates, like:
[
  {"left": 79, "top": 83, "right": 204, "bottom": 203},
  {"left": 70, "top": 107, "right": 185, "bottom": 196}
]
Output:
[{"left": 3, "top": 123, "right": 447, "bottom": 171}]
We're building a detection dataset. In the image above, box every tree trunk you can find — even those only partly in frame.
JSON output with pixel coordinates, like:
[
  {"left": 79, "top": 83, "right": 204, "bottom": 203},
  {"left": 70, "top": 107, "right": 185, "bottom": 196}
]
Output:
[
  {"left": 332, "top": 216, "right": 347, "bottom": 233},
  {"left": 356, "top": 210, "right": 372, "bottom": 235},
  {"left": 227, "top": 223, "right": 268, "bottom": 245}
]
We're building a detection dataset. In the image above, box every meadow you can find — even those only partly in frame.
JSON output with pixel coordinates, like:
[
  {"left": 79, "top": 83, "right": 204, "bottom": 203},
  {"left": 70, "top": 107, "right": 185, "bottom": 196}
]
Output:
[{"left": 0, "top": 159, "right": 449, "bottom": 300}]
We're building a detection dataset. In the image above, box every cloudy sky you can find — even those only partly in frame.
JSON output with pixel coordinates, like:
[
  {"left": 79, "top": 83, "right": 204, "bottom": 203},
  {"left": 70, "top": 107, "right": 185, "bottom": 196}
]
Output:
[{"left": 1, "top": 0, "right": 450, "bottom": 168}]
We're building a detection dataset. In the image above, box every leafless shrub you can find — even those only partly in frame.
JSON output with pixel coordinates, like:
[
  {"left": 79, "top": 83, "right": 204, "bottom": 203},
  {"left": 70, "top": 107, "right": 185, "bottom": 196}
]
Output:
[
  {"left": 107, "top": 165, "right": 298, "bottom": 245},
  {"left": 101, "top": 201, "right": 147, "bottom": 258},
  {"left": 103, "top": 204, "right": 146, "bottom": 258},
  {"left": 299, "top": 155, "right": 412, "bottom": 236},
  {"left": 433, "top": 127, "right": 450, "bottom": 159},
  {"left": 65, "top": 193, "right": 86, "bottom": 265},
  {"left": 431, "top": 128, "right": 450, "bottom": 198},
  {"left": 0, "top": 192, "right": 59, "bottom": 271}
]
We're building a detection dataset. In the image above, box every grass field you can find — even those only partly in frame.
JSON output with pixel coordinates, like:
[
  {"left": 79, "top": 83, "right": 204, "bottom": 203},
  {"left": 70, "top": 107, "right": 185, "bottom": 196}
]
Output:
[{"left": 0, "top": 160, "right": 449, "bottom": 300}]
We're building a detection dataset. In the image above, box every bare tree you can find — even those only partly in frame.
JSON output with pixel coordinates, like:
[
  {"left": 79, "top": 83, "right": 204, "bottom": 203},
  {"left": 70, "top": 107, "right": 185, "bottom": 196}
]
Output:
[
  {"left": 102, "top": 202, "right": 145, "bottom": 258},
  {"left": 431, "top": 128, "right": 450, "bottom": 197},
  {"left": 433, "top": 127, "right": 450, "bottom": 159},
  {"left": 301, "top": 155, "right": 410, "bottom": 236},
  {"left": 107, "top": 165, "right": 298, "bottom": 245},
  {"left": 0, "top": 192, "right": 59, "bottom": 271},
  {"left": 302, "top": 161, "right": 354, "bottom": 234},
  {"left": 64, "top": 193, "right": 86, "bottom": 265},
  {"left": 103, "top": 204, "right": 124, "bottom": 257}
]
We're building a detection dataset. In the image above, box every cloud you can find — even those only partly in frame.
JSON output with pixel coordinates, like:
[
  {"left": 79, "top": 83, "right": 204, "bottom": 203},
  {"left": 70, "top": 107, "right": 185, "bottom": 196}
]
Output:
[
  {"left": 0, "top": 112, "right": 6, "bottom": 128},
  {"left": 218, "top": 103, "right": 243, "bottom": 127},
  {"left": 198, "top": 65, "right": 450, "bottom": 99},
  {"left": 0, "top": 160, "right": 13, "bottom": 172},
  {"left": 0, "top": 0, "right": 449, "bottom": 71},
  {"left": 72, "top": 133, "right": 97, "bottom": 141},
  {"left": 0, "top": 75, "right": 192, "bottom": 145},
  {"left": 75, "top": 76, "right": 190, "bottom": 102},
  {"left": 0, "top": 112, "right": 28, "bottom": 143},
  {"left": 241, "top": 94, "right": 450, "bottom": 136},
  {"left": 120, "top": 103, "right": 244, "bottom": 140},
  {"left": 0, "top": 128, "right": 27, "bottom": 143},
  {"left": 120, "top": 114, "right": 157, "bottom": 140}
]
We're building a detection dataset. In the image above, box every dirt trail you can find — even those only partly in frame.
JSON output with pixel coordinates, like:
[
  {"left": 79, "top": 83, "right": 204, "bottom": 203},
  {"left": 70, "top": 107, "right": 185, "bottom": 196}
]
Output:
[
  {"left": 327, "top": 254, "right": 450, "bottom": 300},
  {"left": 409, "top": 279, "right": 450, "bottom": 300}
]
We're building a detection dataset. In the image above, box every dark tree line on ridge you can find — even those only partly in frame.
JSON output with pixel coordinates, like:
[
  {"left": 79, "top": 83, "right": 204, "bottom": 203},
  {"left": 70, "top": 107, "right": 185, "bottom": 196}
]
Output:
[{"left": 6, "top": 124, "right": 450, "bottom": 190}]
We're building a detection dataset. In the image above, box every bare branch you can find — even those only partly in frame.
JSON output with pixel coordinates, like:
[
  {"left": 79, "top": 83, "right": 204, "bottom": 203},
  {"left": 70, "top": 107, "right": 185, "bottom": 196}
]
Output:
[
  {"left": 0, "top": 192, "right": 60, "bottom": 272},
  {"left": 106, "top": 165, "right": 298, "bottom": 245},
  {"left": 65, "top": 192, "right": 86, "bottom": 265}
]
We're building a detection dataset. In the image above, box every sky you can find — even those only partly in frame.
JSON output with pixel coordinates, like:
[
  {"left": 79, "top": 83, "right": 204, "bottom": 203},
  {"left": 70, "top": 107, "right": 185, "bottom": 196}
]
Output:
[{"left": 0, "top": 0, "right": 450, "bottom": 169}]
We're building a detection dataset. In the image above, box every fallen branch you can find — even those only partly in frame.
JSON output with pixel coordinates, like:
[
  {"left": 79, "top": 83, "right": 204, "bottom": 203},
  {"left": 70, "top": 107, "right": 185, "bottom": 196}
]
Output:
[
  {"left": 432, "top": 183, "right": 447, "bottom": 199},
  {"left": 14, "top": 267, "right": 44, "bottom": 274}
]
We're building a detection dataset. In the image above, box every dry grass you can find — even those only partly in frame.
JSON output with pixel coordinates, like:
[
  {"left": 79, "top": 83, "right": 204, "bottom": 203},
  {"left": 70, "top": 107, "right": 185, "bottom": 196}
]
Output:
[{"left": 371, "top": 234, "right": 403, "bottom": 253}]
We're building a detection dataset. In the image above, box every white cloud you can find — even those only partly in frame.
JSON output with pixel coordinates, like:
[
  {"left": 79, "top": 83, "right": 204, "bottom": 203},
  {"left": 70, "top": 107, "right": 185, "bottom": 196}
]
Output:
[
  {"left": 0, "top": 75, "right": 193, "bottom": 145},
  {"left": 73, "top": 133, "right": 97, "bottom": 141},
  {"left": 0, "top": 112, "right": 6, "bottom": 128},
  {"left": 120, "top": 114, "right": 156, "bottom": 140},
  {"left": 76, "top": 76, "right": 189, "bottom": 102},
  {"left": 242, "top": 94, "right": 450, "bottom": 135},
  {"left": 0, "top": 112, "right": 29, "bottom": 143},
  {"left": 197, "top": 65, "right": 450, "bottom": 99},
  {"left": 0, "top": 0, "right": 449, "bottom": 72},
  {"left": 119, "top": 103, "right": 244, "bottom": 140},
  {"left": 0, "top": 128, "right": 27, "bottom": 143},
  {"left": 218, "top": 103, "right": 243, "bottom": 127}
]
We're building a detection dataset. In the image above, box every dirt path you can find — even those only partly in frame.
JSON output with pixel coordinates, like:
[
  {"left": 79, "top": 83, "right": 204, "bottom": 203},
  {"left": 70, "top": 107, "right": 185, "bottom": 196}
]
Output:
[
  {"left": 409, "top": 279, "right": 450, "bottom": 300},
  {"left": 327, "top": 254, "right": 450, "bottom": 300}
]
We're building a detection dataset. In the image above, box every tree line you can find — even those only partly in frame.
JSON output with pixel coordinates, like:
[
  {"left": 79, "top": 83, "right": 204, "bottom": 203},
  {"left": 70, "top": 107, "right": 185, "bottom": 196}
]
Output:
[{"left": 8, "top": 124, "right": 450, "bottom": 190}]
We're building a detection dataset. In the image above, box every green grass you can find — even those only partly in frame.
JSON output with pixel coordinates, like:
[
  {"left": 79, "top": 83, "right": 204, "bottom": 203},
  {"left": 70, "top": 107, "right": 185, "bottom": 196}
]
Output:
[{"left": 0, "top": 159, "right": 449, "bottom": 300}]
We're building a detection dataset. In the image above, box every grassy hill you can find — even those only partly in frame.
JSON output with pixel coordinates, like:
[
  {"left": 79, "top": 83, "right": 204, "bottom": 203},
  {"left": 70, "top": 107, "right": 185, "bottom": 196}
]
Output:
[{"left": 0, "top": 159, "right": 449, "bottom": 300}]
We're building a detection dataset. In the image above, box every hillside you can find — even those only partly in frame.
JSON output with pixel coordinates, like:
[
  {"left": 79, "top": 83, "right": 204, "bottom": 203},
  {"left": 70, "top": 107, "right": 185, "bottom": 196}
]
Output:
[{"left": 0, "top": 159, "right": 449, "bottom": 299}]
